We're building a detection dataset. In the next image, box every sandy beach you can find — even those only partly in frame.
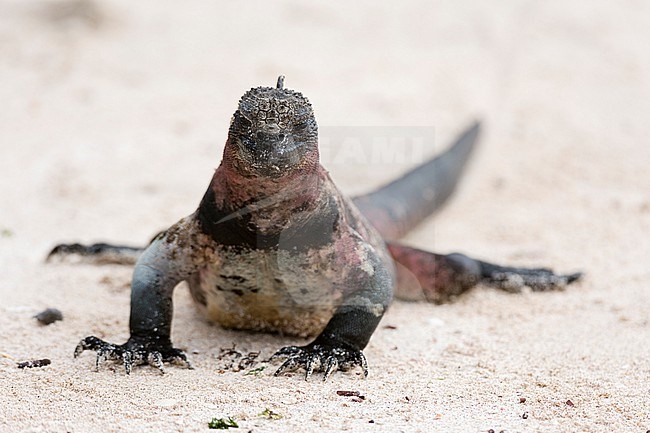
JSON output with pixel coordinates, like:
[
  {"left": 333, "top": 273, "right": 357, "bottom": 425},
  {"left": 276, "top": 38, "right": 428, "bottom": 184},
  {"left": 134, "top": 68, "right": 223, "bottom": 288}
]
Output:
[{"left": 1, "top": 1, "right": 649, "bottom": 432}]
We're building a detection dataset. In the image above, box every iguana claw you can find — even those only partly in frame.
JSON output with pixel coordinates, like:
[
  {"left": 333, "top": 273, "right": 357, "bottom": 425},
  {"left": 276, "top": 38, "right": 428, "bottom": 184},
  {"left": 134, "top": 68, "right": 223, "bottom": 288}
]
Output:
[
  {"left": 74, "top": 336, "right": 192, "bottom": 374},
  {"left": 482, "top": 265, "right": 583, "bottom": 293},
  {"left": 271, "top": 342, "right": 368, "bottom": 381}
]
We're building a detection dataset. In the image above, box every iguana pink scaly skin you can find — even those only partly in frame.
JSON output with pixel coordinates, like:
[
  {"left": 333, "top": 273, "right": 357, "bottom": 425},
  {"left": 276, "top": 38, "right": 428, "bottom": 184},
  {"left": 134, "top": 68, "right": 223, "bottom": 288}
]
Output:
[{"left": 49, "top": 76, "right": 581, "bottom": 380}]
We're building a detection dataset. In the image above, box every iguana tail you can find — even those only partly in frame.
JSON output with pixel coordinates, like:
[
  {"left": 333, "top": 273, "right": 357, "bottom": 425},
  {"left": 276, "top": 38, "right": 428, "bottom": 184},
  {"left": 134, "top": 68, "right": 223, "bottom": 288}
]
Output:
[{"left": 353, "top": 122, "right": 480, "bottom": 241}]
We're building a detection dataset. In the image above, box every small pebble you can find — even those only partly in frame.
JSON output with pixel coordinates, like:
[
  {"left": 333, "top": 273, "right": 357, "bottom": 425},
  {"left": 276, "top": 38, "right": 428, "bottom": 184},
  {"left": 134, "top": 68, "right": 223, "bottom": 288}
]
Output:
[
  {"left": 34, "top": 308, "right": 63, "bottom": 325},
  {"left": 17, "top": 359, "right": 51, "bottom": 369},
  {"left": 336, "top": 390, "right": 360, "bottom": 397}
]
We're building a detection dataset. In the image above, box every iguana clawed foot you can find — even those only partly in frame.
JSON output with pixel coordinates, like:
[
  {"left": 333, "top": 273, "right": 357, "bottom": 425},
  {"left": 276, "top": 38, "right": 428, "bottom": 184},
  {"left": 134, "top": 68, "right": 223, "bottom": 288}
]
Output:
[
  {"left": 271, "top": 338, "right": 368, "bottom": 381},
  {"left": 74, "top": 336, "right": 192, "bottom": 374},
  {"left": 47, "top": 242, "right": 142, "bottom": 265},
  {"left": 482, "top": 264, "right": 583, "bottom": 293}
]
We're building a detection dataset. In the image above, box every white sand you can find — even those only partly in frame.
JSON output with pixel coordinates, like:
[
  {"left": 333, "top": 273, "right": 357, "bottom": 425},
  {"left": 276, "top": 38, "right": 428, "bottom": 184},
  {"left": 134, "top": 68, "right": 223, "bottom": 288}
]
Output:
[{"left": 1, "top": 1, "right": 649, "bottom": 432}]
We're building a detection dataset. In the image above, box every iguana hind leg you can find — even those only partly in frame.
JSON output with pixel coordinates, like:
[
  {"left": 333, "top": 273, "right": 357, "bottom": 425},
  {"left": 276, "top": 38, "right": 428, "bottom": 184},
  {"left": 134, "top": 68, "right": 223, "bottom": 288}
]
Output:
[
  {"left": 47, "top": 242, "right": 144, "bottom": 265},
  {"left": 46, "top": 231, "right": 165, "bottom": 265},
  {"left": 388, "top": 242, "right": 582, "bottom": 304}
]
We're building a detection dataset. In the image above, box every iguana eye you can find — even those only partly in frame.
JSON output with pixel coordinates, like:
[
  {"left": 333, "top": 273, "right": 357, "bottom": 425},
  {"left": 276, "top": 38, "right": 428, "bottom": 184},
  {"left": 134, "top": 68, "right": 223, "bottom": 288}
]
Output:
[{"left": 237, "top": 114, "right": 252, "bottom": 129}]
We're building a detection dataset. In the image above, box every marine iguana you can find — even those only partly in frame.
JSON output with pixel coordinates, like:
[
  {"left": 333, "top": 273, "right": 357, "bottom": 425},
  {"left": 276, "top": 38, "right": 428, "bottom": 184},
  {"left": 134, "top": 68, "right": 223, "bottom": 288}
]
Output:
[{"left": 49, "top": 76, "right": 582, "bottom": 380}]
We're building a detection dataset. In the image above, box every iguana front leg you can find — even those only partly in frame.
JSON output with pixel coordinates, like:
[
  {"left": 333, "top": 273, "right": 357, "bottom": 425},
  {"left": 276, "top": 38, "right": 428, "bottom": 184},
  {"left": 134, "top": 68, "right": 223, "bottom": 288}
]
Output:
[
  {"left": 272, "top": 250, "right": 394, "bottom": 381},
  {"left": 74, "top": 219, "right": 200, "bottom": 374}
]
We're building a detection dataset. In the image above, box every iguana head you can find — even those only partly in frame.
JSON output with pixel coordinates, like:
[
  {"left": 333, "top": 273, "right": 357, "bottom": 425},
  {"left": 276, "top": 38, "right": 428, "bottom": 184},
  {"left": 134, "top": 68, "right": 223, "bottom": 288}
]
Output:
[{"left": 226, "top": 76, "right": 319, "bottom": 178}]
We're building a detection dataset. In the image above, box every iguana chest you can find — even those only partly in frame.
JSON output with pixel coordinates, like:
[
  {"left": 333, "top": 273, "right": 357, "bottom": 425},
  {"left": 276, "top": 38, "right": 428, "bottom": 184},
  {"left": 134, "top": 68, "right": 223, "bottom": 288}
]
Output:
[{"left": 189, "top": 246, "right": 344, "bottom": 337}]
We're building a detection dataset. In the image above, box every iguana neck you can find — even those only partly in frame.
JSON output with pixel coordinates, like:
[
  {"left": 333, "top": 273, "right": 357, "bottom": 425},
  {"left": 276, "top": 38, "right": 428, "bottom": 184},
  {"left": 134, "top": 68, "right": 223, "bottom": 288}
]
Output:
[{"left": 211, "top": 158, "right": 325, "bottom": 211}]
